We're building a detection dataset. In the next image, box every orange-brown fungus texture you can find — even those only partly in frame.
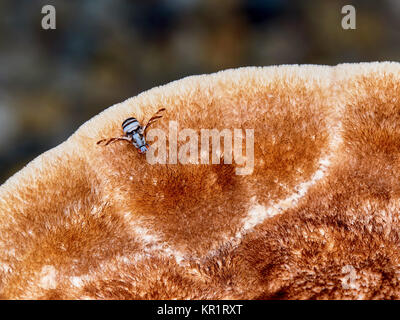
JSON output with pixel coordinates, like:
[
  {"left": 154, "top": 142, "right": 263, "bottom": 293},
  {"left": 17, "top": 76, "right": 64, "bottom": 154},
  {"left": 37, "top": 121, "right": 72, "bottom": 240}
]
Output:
[{"left": 1, "top": 62, "right": 400, "bottom": 299}]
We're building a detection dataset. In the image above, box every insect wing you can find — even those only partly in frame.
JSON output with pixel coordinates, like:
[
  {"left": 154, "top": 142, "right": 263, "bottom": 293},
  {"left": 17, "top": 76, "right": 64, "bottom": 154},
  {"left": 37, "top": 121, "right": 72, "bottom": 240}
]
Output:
[
  {"left": 143, "top": 108, "right": 166, "bottom": 136},
  {"left": 97, "top": 136, "right": 131, "bottom": 146}
]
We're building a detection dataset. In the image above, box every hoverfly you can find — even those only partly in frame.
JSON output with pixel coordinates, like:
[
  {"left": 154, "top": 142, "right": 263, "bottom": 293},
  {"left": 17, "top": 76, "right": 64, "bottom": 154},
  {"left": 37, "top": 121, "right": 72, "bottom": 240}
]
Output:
[{"left": 97, "top": 108, "right": 165, "bottom": 154}]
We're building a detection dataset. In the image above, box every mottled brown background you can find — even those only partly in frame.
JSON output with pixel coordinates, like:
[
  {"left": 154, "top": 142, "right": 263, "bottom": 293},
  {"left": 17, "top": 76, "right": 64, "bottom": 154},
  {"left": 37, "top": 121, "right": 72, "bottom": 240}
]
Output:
[{"left": 0, "top": 0, "right": 399, "bottom": 183}]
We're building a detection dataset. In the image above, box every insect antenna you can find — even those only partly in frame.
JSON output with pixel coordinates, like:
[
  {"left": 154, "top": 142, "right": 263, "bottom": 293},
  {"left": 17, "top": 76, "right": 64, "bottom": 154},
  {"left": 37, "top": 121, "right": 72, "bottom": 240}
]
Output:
[{"left": 143, "top": 108, "right": 166, "bottom": 136}]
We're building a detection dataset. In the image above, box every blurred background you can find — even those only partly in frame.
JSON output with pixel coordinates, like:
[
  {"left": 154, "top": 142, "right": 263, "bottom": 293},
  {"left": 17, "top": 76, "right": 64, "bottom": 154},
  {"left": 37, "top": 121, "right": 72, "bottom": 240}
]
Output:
[{"left": 0, "top": 0, "right": 399, "bottom": 183}]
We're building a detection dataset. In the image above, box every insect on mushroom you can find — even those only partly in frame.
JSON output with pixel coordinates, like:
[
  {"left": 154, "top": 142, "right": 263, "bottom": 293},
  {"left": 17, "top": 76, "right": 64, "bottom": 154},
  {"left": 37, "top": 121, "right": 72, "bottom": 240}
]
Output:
[{"left": 97, "top": 108, "right": 166, "bottom": 154}]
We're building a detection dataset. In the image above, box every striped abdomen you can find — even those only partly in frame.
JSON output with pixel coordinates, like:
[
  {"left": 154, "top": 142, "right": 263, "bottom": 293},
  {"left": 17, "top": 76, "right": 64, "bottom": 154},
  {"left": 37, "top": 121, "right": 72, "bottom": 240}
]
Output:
[{"left": 122, "top": 117, "right": 141, "bottom": 134}]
